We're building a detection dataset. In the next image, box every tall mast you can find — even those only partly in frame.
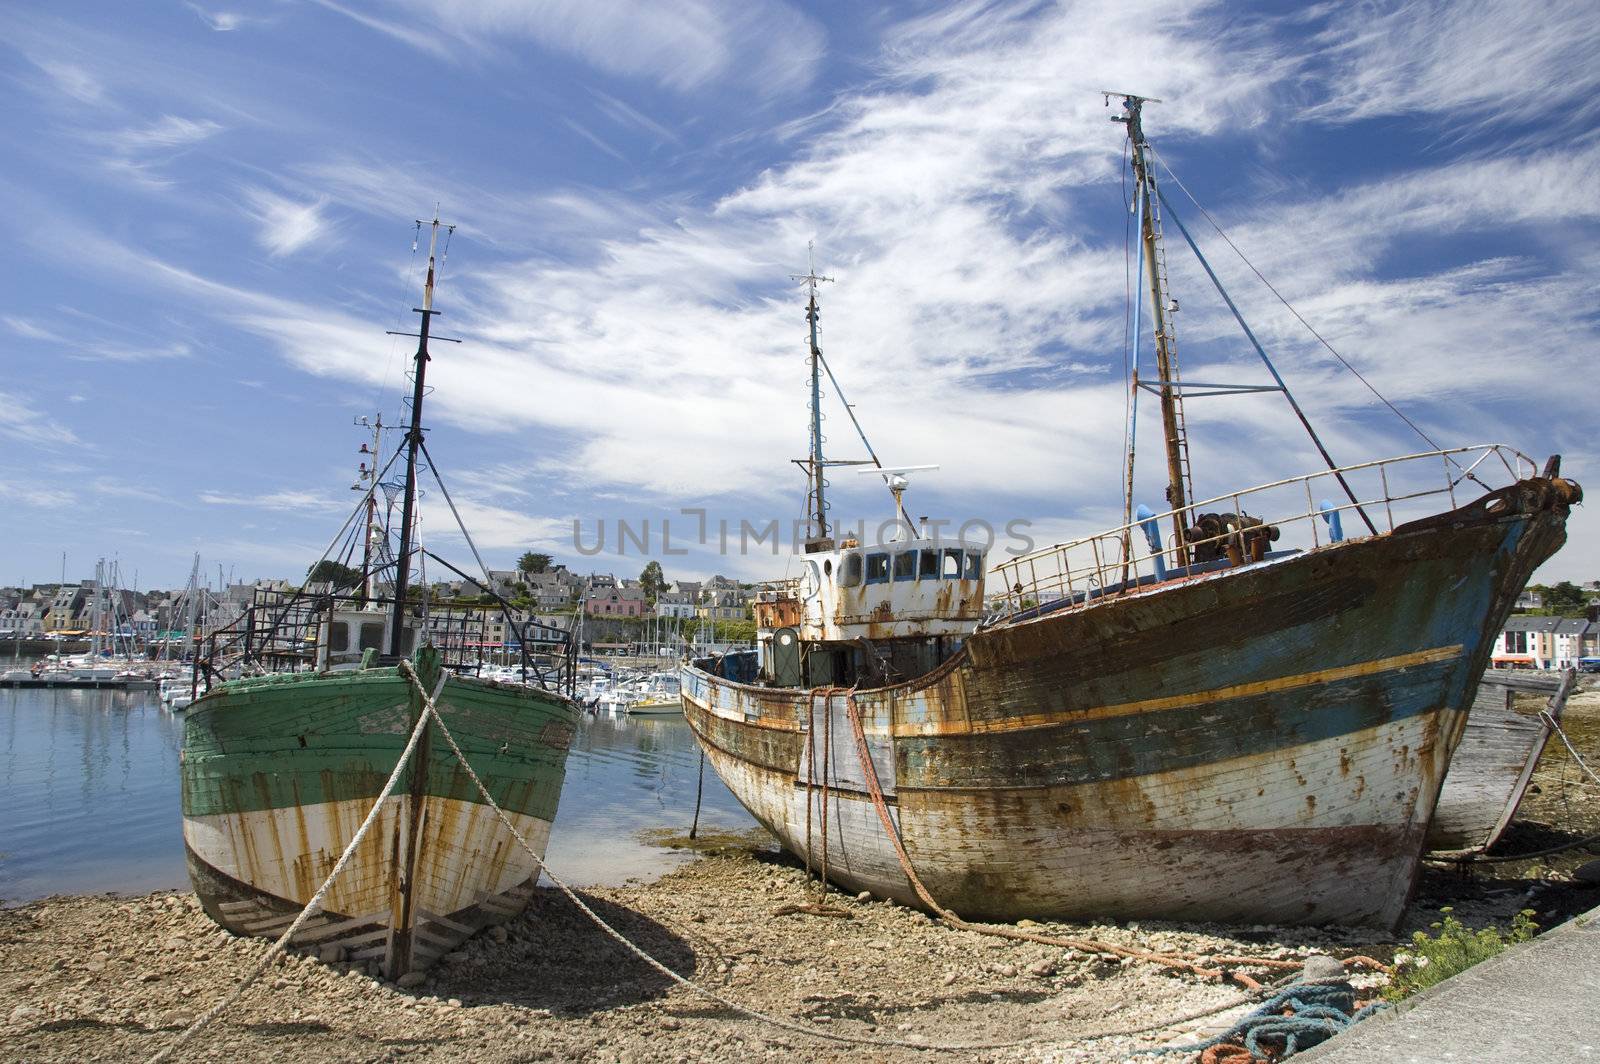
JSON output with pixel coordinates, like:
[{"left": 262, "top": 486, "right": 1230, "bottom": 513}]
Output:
[
  {"left": 389, "top": 213, "right": 453, "bottom": 656},
  {"left": 1114, "top": 93, "right": 1193, "bottom": 565},
  {"left": 793, "top": 245, "right": 834, "bottom": 552}
]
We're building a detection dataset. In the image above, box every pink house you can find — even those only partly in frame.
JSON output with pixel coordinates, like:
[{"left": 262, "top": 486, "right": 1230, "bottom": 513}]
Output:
[{"left": 585, "top": 586, "right": 645, "bottom": 617}]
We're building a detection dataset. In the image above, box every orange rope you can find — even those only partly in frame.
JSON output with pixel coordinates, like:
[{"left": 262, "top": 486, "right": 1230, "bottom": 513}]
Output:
[{"left": 834, "top": 690, "right": 1390, "bottom": 985}]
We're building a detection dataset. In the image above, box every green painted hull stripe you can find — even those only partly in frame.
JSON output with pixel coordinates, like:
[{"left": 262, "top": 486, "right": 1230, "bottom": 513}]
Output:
[{"left": 181, "top": 671, "right": 576, "bottom": 820}]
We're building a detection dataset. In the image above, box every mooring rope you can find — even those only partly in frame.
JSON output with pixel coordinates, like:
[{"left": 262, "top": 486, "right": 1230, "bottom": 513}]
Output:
[
  {"left": 1542, "top": 709, "right": 1600, "bottom": 788},
  {"left": 398, "top": 663, "right": 1287, "bottom": 1053},
  {"left": 145, "top": 671, "right": 448, "bottom": 1064},
  {"left": 148, "top": 667, "right": 1340, "bottom": 1060},
  {"left": 832, "top": 689, "right": 1388, "bottom": 986},
  {"left": 1133, "top": 978, "right": 1387, "bottom": 1060}
]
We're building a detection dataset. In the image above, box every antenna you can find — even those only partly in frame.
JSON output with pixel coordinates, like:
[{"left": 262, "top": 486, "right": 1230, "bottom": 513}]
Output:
[{"left": 859, "top": 465, "right": 939, "bottom": 528}]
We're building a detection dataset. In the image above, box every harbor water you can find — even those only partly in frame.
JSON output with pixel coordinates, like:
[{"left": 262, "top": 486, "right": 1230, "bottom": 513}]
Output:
[{"left": 0, "top": 683, "right": 758, "bottom": 905}]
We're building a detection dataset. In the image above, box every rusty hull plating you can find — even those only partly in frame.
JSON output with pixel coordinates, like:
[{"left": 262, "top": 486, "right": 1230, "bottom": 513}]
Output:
[{"left": 682, "top": 475, "right": 1578, "bottom": 928}]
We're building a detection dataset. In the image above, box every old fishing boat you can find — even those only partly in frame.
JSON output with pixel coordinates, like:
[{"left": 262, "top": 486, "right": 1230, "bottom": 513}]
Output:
[
  {"left": 181, "top": 217, "right": 580, "bottom": 977},
  {"left": 682, "top": 95, "right": 1581, "bottom": 928}
]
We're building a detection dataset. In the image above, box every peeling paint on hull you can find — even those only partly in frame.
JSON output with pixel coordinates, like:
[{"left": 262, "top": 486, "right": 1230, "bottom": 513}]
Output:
[
  {"left": 180, "top": 666, "right": 577, "bottom": 974},
  {"left": 683, "top": 491, "right": 1571, "bottom": 928}
]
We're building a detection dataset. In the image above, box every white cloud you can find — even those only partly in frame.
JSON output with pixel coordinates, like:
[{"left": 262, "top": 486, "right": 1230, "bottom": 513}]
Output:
[
  {"left": 109, "top": 115, "right": 224, "bottom": 152},
  {"left": 240, "top": 187, "right": 334, "bottom": 257},
  {"left": 186, "top": 4, "right": 250, "bottom": 32},
  {"left": 0, "top": 480, "right": 75, "bottom": 508},
  {"left": 344, "top": 0, "right": 825, "bottom": 96},
  {"left": 3, "top": 317, "right": 64, "bottom": 342},
  {"left": 1306, "top": 0, "right": 1600, "bottom": 136},
  {"left": 32, "top": 59, "right": 103, "bottom": 104},
  {"left": 199, "top": 490, "right": 345, "bottom": 512},
  {"left": 0, "top": 392, "right": 82, "bottom": 449}
]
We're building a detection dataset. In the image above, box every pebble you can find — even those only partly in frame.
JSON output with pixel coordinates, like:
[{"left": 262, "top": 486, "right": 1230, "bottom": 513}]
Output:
[
  {"left": 1300, "top": 954, "right": 1345, "bottom": 982},
  {"left": 397, "top": 972, "right": 426, "bottom": 990}
]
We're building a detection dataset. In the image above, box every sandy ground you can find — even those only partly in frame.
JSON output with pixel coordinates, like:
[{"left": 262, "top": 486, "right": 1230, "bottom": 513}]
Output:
[{"left": 3, "top": 691, "right": 1596, "bottom": 1063}]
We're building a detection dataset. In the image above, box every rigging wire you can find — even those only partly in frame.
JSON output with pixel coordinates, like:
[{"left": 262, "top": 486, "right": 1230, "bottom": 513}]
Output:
[{"left": 1147, "top": 145, "right": 1474, "bottom": 480}]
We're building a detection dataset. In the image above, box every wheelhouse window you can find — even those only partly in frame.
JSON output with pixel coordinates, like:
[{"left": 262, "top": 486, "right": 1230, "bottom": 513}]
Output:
[
  {"left": 942, "top": 548, "right": 964, "bottom": 579},
  {"left": 358, "top": 622, "right": 385, "bottom": 650},
  {"left": 919, "top": 548, "right": 939, "bottom": 580},
  {"left": 892, "top": 552, "right": 916, "bottom": 581},
  {"left": 964, "top": 551, "right": 983, "bottom": 581},
  {"left": 840, "top": 553, "right": 863, "bottom": 587},
  {"left": 329, "top": 622, "right": 349, "bottom": 652},
  {"left": 865, "top": 552, "right": 890, "bottom": 585}
]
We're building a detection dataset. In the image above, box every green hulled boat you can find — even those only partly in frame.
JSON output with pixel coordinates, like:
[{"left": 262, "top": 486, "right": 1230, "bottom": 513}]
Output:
[
  {"left": 182, "top": 650, "right": 576, "bottom": 975},
  {"left": 181, "top": 216, "right": 580, "bottom": 978}
]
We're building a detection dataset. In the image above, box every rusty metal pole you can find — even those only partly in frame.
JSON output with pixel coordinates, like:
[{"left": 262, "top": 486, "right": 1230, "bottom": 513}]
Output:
[{"left": 1123, "top": 98, "right": 1191, "bottom": 566}]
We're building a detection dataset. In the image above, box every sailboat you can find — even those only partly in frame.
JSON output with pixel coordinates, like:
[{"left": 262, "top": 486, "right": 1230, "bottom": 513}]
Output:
[
  {"left": 680, "top": 96, "right": 1581, "bottom": 928},
  {"left": 181, "top": 216, "right": 581, "bottom": 977}
]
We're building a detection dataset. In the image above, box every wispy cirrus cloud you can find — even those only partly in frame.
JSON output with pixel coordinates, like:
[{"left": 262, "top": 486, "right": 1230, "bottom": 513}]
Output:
[
  {"left": 108, "top": 114, "right": 223, "bottom": 152},
  {"left": 199, "top": 490, "right": 345, "bottom": 512},
  {"left": 29, "top": 58, "right": 104, "bottom": 104},
  {"left": 0, "top": 480, "right": 75, "bottom": 508},
  {"left": 332, "top": 0, "right": 825, "bottom": 96},
  {"left": 185, "top": 4, "right": 254, "bottom": 32},
  {"left": 0, "top": 392, "right": 82, "bottom": 449},
  {"left": 1306, "top": 0, "right": 1600, "bottom": 137},
  {"left": 239, "top": 186, "right": 335, "bottom": 257}
]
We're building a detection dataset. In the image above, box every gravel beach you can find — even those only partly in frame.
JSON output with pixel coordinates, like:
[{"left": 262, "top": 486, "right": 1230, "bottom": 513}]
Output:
[{"left": 4, "top": 695, "right": 1596, "bottom": 1063}]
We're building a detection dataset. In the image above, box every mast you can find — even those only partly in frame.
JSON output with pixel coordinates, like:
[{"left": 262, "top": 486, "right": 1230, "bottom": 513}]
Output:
[
  {"left": 793, "top": 245, "right": 835, "bottom": 552},
  {"left": 353, "top": 414, "right": 385, "bottom": 608},
  {"left": 1114, "top": 93, "right": 1194, "bottom": 565},
  {"left": 388, "top": 213, "right": 453, "bottom": 657}
]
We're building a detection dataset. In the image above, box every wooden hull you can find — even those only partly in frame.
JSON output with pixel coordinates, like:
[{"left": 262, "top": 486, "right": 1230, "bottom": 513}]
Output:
[
  {"left": 682, "top": 481, "right": 1572, "bottom": 928},
  {"left": 1427, "top": 669, "right": 1573, "bottom": 852},
  {"left": 181, "top": 664, "right": 577, "bottom": 976}
]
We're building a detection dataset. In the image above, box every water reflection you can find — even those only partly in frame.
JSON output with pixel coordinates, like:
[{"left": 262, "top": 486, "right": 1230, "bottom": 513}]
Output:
[
  {"left": 0, "top": 687, "right": 184, "bottom": 903},
  {"left": 0, "top": 689, "right": 760, "bottom": 904},
  {"left": 544, "top": 710, "right": 760, "bottom": 886}
]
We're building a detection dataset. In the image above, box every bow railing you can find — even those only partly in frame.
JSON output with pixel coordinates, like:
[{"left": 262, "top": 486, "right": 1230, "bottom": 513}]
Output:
[{"left": 989, "top": 444, "right": 1536, "bottom": 618}]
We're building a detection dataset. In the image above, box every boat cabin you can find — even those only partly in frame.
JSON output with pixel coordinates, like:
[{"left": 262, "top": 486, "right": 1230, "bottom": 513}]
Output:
[
  {"left": 750, "top": 535, "right": 986, "bottom": 689},
  {"left": 317, "top": 607, "right": 420, "bottom": 669}
]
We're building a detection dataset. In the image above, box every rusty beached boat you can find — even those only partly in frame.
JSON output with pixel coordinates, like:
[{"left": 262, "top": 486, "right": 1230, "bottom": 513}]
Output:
[{"left": 681, "top": 96, "right": 1581, "bottom": 929}]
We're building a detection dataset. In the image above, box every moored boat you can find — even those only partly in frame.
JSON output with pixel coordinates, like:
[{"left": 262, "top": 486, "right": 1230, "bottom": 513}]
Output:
[
  {"left": 681, "top": 97, "right": 1581, "bottom": 929},
  {"left": 181, "top": 216, "right": 581, "bottom": 977}
]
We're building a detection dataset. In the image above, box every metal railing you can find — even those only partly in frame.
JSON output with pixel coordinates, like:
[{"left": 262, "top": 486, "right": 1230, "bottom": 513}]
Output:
[
  {"left": 989, "top": 444, "right": 1535, "bottom": 618},
  {"left": 195, "top": 588, "right": 578, "bottom": 696}
]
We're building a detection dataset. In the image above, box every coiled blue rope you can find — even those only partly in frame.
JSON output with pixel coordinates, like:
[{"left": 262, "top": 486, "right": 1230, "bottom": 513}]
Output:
[{"left": 1136, "top": 979, "right": 1388, "bottom": 1060}]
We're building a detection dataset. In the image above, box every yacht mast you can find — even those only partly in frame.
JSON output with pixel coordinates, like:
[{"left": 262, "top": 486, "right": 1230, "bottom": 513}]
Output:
[
  {"left": 353, "top": 414, "right": 385, "bottom": 608},
  {"left": 1114, "top": 93, "right": 1194, "bottom": 564},
  {"left": 388, "top": 213, "right": 453, "bottom": 656}
]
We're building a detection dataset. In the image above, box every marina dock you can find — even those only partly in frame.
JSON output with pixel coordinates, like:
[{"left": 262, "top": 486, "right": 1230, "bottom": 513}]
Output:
[{"left": 0, "top": 677, "right": 159, "bottom": 690}]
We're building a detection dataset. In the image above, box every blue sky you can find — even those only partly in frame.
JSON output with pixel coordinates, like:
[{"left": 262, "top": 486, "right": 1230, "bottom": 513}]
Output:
[{"left": 2, "top": 0, "right": 1596, "bottom": 592}]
